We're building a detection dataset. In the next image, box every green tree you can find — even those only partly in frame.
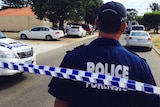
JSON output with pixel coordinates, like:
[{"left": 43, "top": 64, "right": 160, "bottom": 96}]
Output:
[
  {"left": 126, "top": 8, "right": 138, "bottom": 21},
  {"left": 1, "top": 0, "right": 31, "bottom": 9},
  {"left": 31, "top": 0, "right": 103, "bottom": 29},
  {"left": 31, "top": 0, "right": 72, "bottom": 29},
  {"left": 143, "top": 12, "right": 160, "bottom": 33},
  {"left": 149, "top": 3, "right": 160, "bottom": 11},
  {"left": 137, "top": 16, "right": 144, "bottom": 25},
  {"left": 84, "top": 0, "right": 103, "bottom": 25},
  {"left": 67, "top": 0, "right": 86, "bottom": 23}
]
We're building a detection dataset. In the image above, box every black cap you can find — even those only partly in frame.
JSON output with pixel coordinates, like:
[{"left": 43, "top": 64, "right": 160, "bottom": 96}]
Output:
[{"left": 98, "top": 1, "right": 127, "bottom": 22}]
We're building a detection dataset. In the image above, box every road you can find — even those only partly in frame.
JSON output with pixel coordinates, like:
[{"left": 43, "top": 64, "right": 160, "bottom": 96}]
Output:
[{"left": 0, "top": 34, "right": 160, "bottom": 107}]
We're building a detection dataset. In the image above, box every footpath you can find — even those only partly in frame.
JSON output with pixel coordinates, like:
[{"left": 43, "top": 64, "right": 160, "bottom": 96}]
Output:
[
  {"left": 23, "top": 41, "right": 64, "bottom": 55},
  {"left": 153, "top": 45, "right": 160, "bottom": 56}
]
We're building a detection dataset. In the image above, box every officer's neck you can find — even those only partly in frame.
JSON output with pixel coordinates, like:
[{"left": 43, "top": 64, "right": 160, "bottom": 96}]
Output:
[{"left": 98, "top": 31, "right": 121, "bottom": 40}]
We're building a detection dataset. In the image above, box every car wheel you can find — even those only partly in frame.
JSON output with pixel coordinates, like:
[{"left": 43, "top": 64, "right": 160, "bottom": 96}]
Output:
[
  {"left": 148, "top": 47, "right": 152, "bottom": 51},
  {"left": 45, "top": 35, "right": 53, "bottom": 41},
  {"left": 20, "top": 34, "right": 27, "bottom": 39}
]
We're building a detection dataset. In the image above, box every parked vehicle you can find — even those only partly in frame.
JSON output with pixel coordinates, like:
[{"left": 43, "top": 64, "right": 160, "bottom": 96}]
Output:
[
  {"left": 0, "top": 32, "right": 36, "bottom": 76},
  {"left": 19, "top": 26, "right": 64, "bottom": 40},
  {"left": 126, "top": 21, "right": 139, "bottom": 34},
  {"left": 126, "top": 30, "right": 152, "bottom": 51},
  {"left": 131, "top": 25, "right": 145, "bottom": 31},
  {"left": 67, "top": 25, "right": 86, "bottom": 37},
  {"left": 82, "top": 24, "right": 94, "bottom": 35}
]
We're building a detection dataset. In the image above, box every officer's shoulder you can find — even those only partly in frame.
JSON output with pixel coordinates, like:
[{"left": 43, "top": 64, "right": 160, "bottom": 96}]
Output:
[
  {"left": 66, "top": 44, "right": 86, "bottom": 53},
  {"left": 128, "top": 50, "right": 147, "bottom": 62}
]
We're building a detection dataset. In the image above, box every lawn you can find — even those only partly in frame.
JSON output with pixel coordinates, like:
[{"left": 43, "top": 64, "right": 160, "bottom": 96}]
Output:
[
  {"left": 151, "top": 33, "right": 160, "bottom": 49},
  {"left": 4, "top": 32, "right": 19, "bottom": 39},
  {"left": 148, "top": 29, "right": 160, "bottom": 49}
]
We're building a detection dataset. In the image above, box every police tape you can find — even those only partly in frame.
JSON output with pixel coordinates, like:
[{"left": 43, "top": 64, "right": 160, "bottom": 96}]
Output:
[{"left": 1, "top": 61, "right": 160, "bottom": 95}]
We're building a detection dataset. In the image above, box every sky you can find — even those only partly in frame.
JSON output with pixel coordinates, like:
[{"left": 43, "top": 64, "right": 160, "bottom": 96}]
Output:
[{"left": 103, "top": 0, "right": 160, "bottom": 15}]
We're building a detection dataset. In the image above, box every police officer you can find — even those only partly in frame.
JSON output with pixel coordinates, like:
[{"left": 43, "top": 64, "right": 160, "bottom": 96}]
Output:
[{"left": 48, "top": 1, "right": 160, "bottom": 107}]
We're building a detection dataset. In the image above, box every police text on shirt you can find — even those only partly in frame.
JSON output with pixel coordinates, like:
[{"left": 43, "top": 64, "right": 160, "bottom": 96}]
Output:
[{"left": 86, "top": 62, "right": 129, "bottom": 91}]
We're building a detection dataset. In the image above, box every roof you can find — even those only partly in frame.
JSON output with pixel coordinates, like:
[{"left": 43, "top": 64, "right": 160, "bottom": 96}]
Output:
[{"left": 0, "top": 7, "right": 35, "bottom": 16}]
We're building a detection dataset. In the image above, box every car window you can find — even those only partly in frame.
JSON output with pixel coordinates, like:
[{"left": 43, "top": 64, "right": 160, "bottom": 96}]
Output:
[
  {"left": 41, "top": 27, "right": 49, "bottom": 31},
  {"left": 82, "top": 24, "right": 89, "bottom": 29},
  {"left": 131, "top": 32, "right": 148, "bottom": 36},
  {"left": 31, "top": 27, "right": 40, "bottom": 31},
  {"left": 0, "top": 32, "right": 6, "bottom": 38},
  {"left": 132, "top": 26, "right": 144, "bottom": 30}
]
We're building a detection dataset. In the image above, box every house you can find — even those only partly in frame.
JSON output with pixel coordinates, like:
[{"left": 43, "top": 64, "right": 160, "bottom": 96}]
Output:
[{"left": 0, "top": 7, "right": 52, "bottom": 31}]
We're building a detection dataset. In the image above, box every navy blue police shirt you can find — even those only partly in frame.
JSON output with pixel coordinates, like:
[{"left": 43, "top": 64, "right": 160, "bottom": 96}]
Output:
[{"left": 48, "top": 38, "right": 160, "bottom": 107}]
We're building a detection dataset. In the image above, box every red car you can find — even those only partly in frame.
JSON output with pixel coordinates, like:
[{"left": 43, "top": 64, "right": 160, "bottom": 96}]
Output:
[{"left": 82, "top": 24, "right": 94, "bottom": 35}]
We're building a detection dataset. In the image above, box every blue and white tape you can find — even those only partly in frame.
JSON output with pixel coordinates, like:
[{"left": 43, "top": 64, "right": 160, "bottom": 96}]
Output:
[{"left": 1, "top": 61, "right": 160, "bottom": 95}]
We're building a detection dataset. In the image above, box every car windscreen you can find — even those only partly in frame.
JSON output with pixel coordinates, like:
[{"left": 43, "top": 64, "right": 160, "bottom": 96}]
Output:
[
  {"left": 131, "top": 32, "right": 148, "bottom": 36},
  {"left": 71, "top": 27, "right": 79, "bottom": 29},
  {"left": 132, "top": 26, "right": 144, "bottom": 30},
  {"left": 0, "top": 32, "right": 7, "bottom": 38}
]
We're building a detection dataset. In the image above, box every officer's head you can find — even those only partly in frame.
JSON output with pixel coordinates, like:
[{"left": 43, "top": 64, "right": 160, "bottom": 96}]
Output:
[{"left": 96, "top": 1, "right": 127, "bottom": 34}]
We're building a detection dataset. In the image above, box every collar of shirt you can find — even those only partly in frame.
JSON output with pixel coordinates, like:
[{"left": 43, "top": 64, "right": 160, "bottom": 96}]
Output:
[{"left": 90, "top": 38, "right": 122, "bottom": 47}]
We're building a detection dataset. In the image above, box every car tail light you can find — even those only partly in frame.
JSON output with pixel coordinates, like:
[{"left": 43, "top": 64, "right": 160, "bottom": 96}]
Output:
[
  {"left": 55, "top": 32, "right": 60, "bottom": 34},
  {"left": 129, "top": 36, "right": 132, "bottom": 39},
  {"left": 148, "top": 37, "right": 151, "bottom": 41},
  {"left": 78, "top": 29, "right": 80, "bottom": 32}
]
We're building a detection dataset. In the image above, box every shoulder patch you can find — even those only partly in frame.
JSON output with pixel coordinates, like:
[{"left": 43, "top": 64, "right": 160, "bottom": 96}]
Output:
[{"left": 66, "top": 44, "right": 86, "bottom": 53}]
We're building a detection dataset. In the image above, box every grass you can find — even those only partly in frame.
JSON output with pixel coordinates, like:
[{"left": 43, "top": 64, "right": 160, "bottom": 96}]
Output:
[
  {"left": 4, "top": 32, "right": 19, "bottom": 39},
  {"left": 148, "top": 29, "right": 160, "bottom": 49},
  {"left": 151, "top": 34, "right": 160, "bottom": 49}
]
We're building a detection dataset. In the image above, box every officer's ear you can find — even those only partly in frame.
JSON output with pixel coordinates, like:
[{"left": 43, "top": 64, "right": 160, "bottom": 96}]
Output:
[
  {"left": 121, "top": 22, "right": 127, "bottom": 33},
  {"left": 95, "top": 18, "right": 99, "bottom": 29}
]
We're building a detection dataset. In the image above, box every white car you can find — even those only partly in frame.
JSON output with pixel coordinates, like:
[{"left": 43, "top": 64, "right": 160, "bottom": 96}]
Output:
[
  {"left": 0, "top": 32, "right": 36, "bottom": 76},
  {"left": 19, "top": 26, "right": 64, "bottom": 40},
  {"left": 126, "top": 30, "right": 152, "bottom": 51},
  {"left": 67, "top": 26, "right": 86, "bottom": 37}
]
